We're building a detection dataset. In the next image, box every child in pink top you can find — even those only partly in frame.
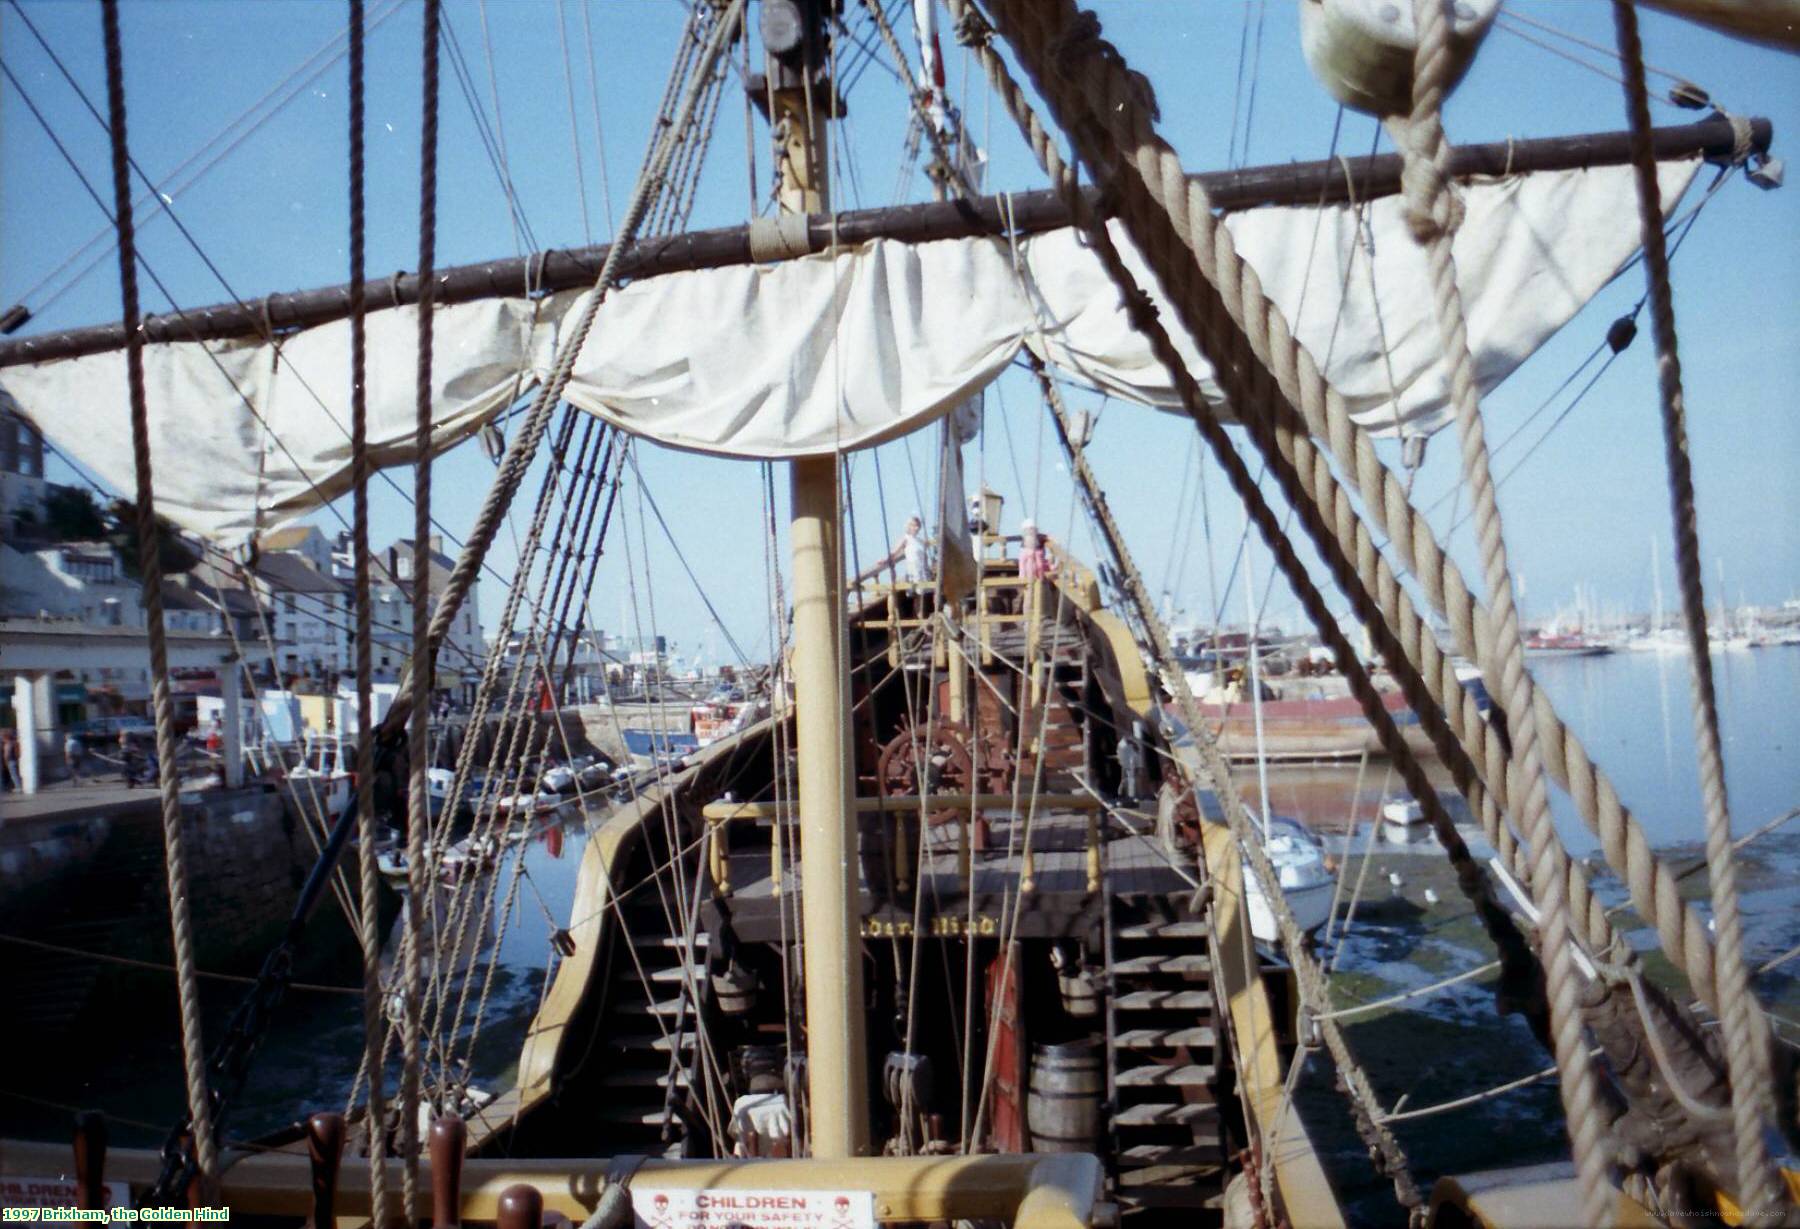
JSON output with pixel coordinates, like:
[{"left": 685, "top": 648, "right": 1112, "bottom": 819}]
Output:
[{"left": 1018, "top": 519, "right": 1057, "bottom": 581}]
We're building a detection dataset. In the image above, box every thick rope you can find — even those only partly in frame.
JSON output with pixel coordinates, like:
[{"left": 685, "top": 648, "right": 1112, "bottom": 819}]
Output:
[
  {"left": 1398, "top": 2, "right": 1608, "bottom": 1218},
  {"left": 967, "top": 9, "right": 1759, "bottom": 1201},
  {"left": 965, "top": 2, "right": 1747, "bottom": 1217},
  {"left": 964, "top": 5, "right": 1552, "bottom": 1032},
  {"left": 1612, "top": 1, "right": 1781, "bottom": 1215},
  {"left": 99, "top": 0, "right": 220, "bottom": 1199},
  {"left": 346, "top": 1, "right": 390, "bottom": 1221},
  {"left": 400, "top": 0, "right": 441, "bottom": 1213},
  {"left": 957, "top": 2, "right": 1579, "bottom": 977},
  {"left": 946, "top": 24, "right": 1423, "bottom": 1213},
  {"left": 974, "top": 0, "right": 1729, "bottom": 1029}
]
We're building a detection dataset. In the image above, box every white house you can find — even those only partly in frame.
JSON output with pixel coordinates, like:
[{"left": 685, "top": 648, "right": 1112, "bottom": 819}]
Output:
[
  {"left": 369, "top": 537, "right": 483, "bottom": 701},
  {"left": 251, "top": 551, "right": 350, "bottom": 681}
]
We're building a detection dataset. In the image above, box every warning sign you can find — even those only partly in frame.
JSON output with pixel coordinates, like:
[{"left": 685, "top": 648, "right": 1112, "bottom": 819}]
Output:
[
  {"left": 631, "top": 1188, "right": 876, "bottom": 1229},
  {"left": 0, "top": 1177, "right": 123, "bottom": 1210}
]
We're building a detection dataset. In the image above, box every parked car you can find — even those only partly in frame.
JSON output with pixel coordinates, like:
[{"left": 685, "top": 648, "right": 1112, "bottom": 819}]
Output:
[{"left": 72, "top": 715, "right": 154, "bottom": 746}]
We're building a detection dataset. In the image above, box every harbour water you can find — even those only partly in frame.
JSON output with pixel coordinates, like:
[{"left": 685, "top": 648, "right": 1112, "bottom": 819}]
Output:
[{"left": 3, "top": 649, "right": 1796, "bottom": 1218}]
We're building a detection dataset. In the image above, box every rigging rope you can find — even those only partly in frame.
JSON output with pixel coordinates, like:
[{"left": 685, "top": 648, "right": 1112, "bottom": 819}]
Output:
[
  {"left": 970, "top": 0, "right": 1730, "bottom": 1048},
  {"left": 956, "top": 0, "right": 1759, "bottom": 1214},
  {"left": 400, "top": 1, "right": 443, "bottom": 1216},
  {"left": 346, "top": 4, "right": 390, "bottom": 1216},
  {"left": 377, "top": 0, "right": 747, "bottom": 754},
  {"left": 1396, "top": 2, "right": 1609, "bottom": 1217},
  {"left": 950, "top": 9, "right": 1427, "bottom": 1212},
  {"left": 1612, "top": 1, "right": 1782, "bottom": 1215},
  {"left": 98, "top": 0, "right": 220, "bottom": 1199},
  {"left": 7, "top": 0, "right": 405, "bottom": 317},
  {"left": 961, "top": 28, "right": 1742, "bottom": 1213}
]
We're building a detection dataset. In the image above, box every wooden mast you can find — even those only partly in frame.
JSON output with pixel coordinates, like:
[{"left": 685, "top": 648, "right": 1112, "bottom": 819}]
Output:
[
  {"left": 771, "top": 0, "right": 870, "bottom": 1159},
  {"left": 0, "top": 116, "right": 1769, "bottom": 367}
]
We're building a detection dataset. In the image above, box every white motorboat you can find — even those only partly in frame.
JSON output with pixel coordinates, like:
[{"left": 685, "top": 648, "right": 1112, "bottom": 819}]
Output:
[{"left": 494, "top": 790, "right": 562, "bottom": 815}]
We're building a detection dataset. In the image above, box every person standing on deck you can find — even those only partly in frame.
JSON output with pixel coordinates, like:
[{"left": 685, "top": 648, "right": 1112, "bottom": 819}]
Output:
[
  {"left": 860, "top": 514, "right": 935, "bottom": 586},
  {"left": 1018, "top": 518, "right": 1058, "bottom": 582}
]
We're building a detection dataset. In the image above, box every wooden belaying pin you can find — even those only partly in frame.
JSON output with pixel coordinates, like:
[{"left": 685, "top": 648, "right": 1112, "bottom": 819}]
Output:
[
  {"left": 497, "top": 1183, "right": 544, "bottom": 1229},
  {"left": 305, "top": 1111, "right": 346, "bottom": 1228},
  {"left": 430, "top": 1114, "right": 466, "bottom": 1229},
  {"left": 72, "top": 1111, "right": 107, "bottom": 1211}
]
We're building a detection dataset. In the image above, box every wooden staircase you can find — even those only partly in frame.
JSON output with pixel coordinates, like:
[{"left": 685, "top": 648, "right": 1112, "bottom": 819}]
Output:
[
  {"left": 1106, "top": 898, "right": 1228, "bottom": 1221},
  {"left": 593, "top": 896, "right": 709, "bottom": 1157}
]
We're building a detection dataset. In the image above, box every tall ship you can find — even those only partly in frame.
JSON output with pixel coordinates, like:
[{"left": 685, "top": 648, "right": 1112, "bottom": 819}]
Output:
[{"left": 1, "top": 2, "right": 1796, "bottom": 1228}]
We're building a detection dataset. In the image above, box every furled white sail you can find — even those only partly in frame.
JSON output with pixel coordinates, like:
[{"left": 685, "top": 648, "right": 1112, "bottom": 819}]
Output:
[
  {"left": 4, "top": 297, "right": 548, "bottom": 545},
  {"left": 0, "top": 159, "right": 1697, "bottom": 547}
]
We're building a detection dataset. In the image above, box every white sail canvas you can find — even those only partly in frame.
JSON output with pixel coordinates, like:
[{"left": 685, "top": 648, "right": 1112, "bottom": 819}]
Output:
[{"left": 0, "top": 160, "right": 1696, "bottom": 547}]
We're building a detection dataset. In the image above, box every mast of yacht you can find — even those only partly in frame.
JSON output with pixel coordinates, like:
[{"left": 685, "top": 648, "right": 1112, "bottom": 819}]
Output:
[
  {"left": 1651, "top": 536, "right": 1663, "bottom": 634},
  {"left": 1243, "top": 550, "right": 1273, "bottom": 841},
  {"left": 768, "top": 0, "right": 870, "bottom": 1157}
]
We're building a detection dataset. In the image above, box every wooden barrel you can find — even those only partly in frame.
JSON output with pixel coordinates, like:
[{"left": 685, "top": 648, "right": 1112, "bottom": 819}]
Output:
[{"left": 1026, "top": 1040, "right": 1103, "bottom": 1153}]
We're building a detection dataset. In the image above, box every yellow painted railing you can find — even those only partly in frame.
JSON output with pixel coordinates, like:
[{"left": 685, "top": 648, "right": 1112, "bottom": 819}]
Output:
[{"left": 0, "top": 1141, "right": 1108, "bottom": 1229}]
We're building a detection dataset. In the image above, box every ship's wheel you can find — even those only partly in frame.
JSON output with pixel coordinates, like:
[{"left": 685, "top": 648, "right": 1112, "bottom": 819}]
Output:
[
  {"left": 878, "top": 718, "right": 974, "bottom": 816},
  {"left": 878, "top": 718, "right": 1012, "bottom": 848}
]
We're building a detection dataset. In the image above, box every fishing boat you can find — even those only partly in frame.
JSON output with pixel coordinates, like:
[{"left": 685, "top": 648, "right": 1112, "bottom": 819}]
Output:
[
  {"left": 1, "top": 2, "right": 1795, "bottom": 1227},
  {"left": 281, "top": 731, "right": 354, "bottom": 816},
  {"left": 1522, "top": 631, "right": 1614, "bottom": 658},
  {"left": 620, "top": 726, "right": 702, "bottom": 768}
]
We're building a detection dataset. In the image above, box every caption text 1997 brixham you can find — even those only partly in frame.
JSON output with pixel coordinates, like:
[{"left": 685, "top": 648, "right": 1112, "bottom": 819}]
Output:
[{"left": 4, "top": 1211, "right": 229, "bottom": 1222}]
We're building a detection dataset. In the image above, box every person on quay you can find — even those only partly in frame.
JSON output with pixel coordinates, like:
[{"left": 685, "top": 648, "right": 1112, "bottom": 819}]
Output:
[
  {"left": 0, "top": 728, "right": 18, "bottom": 791},
  {"left": 118, "top": 726, "right": 139, "bottom": 787},
  {"left": 63, "top": 730, "right": 85, "bottom": 783}
]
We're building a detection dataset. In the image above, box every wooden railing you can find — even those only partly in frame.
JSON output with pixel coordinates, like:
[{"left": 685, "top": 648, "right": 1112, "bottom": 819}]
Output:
[{"left": 2, "top": 1135, "right": 1110, "bottom": 1229}]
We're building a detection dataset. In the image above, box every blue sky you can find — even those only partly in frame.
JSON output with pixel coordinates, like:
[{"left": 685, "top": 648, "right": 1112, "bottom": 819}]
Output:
[{"left": 3, "top": 0, "right": 1796, "bottom": 664}]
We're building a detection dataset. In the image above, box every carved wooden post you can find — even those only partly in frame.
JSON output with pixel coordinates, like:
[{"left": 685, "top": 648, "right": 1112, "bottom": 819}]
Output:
[
  {"left": 72, "top": 1112, "right": 107, "bottom": 1211},
  {"left": 305, "top": 1111, "right": 346, "bottom": 1228},
  {"left": 429, "top": 1115, "right": 466, "bottom": 1229},
  {"left": 496, "top": 1184, "right": 543, "bottom": 1229}
]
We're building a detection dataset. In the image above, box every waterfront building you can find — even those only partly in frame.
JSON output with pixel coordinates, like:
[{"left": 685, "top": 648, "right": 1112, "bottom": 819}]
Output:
[
  {"left": 0, "top": 392, "right": 46, "bottom": 536},
  {"left": 370, "top": 536, "right": 485, "bottom": 703}
]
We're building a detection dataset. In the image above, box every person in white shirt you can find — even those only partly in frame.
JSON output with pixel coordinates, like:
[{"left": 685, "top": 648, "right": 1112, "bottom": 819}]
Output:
[{"left": 860, "top": 513, "right": 935, "bottom": 586}]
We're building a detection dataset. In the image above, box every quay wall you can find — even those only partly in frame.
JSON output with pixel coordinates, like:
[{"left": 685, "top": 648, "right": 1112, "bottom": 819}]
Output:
[{"left": 0, "top": 786, "right": 375, "bottom": 1035}]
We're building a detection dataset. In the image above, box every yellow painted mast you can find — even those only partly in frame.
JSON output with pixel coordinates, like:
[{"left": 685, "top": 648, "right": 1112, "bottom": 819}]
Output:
[{"left": 766, "top": 0, "right": 870, "bottom": 1158}]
